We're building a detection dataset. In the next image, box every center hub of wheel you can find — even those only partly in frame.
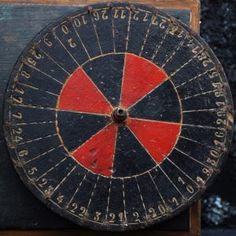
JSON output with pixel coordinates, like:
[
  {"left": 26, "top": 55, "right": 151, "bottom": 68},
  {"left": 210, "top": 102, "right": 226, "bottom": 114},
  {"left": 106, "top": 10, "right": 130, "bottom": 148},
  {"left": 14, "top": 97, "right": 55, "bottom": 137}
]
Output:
[{"left": 112, "top": 107, "right": 128, "bottom": 123}]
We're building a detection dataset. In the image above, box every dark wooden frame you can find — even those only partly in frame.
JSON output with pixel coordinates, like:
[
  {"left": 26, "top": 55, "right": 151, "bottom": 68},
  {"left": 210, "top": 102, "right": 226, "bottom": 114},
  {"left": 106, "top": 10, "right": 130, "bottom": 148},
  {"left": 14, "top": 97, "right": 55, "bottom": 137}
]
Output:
[
  {"left": 0, "top": 202, "right": 201, "bottom": 236},
  {"left": 0, "top": 0, "right": 201, "bottom": 235},
  {"left": 0, "top": 0, "right": 200, "bottom": 32}
]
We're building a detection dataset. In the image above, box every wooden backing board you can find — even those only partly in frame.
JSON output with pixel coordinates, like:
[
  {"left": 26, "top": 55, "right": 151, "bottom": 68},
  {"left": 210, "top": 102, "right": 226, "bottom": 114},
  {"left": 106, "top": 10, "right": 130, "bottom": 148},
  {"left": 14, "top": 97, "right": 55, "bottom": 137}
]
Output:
[
  {"left": 0, "top": 202, "right": 201, "bottom": 236},
  {"left": 0, "top": 0, "right": 200, "bottom": 32}
]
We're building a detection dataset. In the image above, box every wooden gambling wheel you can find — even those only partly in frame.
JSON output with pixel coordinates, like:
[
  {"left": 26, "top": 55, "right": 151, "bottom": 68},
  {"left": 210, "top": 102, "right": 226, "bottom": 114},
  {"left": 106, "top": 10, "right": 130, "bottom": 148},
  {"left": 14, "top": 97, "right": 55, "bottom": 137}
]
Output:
[{"left": 3, "top": 2, "right": 234, "bottom": 231}]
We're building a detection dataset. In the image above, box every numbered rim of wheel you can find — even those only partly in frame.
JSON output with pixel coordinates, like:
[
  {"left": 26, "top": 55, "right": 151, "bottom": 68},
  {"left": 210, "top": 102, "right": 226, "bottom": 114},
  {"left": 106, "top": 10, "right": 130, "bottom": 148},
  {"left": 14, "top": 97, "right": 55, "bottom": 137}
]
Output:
[{"left": 4, "top": 2, "right": 234, "bottom": 231}]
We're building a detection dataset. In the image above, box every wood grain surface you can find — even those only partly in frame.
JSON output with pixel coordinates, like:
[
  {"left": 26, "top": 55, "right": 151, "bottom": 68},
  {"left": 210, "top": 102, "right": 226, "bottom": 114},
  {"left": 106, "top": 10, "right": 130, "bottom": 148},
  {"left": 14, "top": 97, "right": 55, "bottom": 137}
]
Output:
[
  {"left": 0, "top": 201, "right": 201, "bottom": 236},
  {"left": 0, "top": 0, "right": 200, "bottom": 32}
]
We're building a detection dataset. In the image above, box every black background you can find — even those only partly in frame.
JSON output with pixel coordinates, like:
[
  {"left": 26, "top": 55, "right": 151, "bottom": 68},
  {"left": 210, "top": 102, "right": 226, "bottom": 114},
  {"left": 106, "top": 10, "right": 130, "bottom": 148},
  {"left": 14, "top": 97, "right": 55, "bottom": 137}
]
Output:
[{"left": 201, "top": 0, "right": 236, "bottom": 229}]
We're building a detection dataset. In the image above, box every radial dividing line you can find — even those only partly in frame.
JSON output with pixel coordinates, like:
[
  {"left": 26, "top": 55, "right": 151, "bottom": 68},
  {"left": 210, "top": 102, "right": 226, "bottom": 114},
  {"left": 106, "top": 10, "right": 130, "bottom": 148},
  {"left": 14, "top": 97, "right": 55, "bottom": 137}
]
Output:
[
  {"left": 183, "top": 108, "right": 219, "bottom": 113},
  {"left": 14, "top": 121, "right": 55, "bottom": 126},
  {"left": 86, "top": 176, "right": 100, "bottom": 214},
  {"left": 170, "top": 48, "right": 204, "bottom": 79},
  {"left": 35, "top": 157, "right": 67, "bottom": 181},
  {"left": 174, "top": 147, "right": 213, "bottom": 169},
  {"left": 18, "top": 133, "right": 57, "bottom": 146},
  {"left": 161, "top": 34, "right": 187, "bottom": 68},
  {"left": 105, "top": 179, "right": 112, "bottom": 221},
  {"left": 53, "top": 33, "right": 80, "bottom": 66},
  {"left": 23, "top": 61, "right": 64, "bottom": 85},
  {"left": 119, "top": 54, "right": 127, "bottom": 105},
  {"left": 9, "top": 103, "right": 59, "bottom": 111},
  {"left": 127, "top": 78, "right": 168, "bottom": 110},
  {"left": 128, "top": 116, "right": 182, "bottom": 168},
  {"left": 10, "top": 103, "right": 111, "bottom": 117},
  {"left": 111, "top": 8, "right": 116, "bottom": 53},
  {"left": 166, "top": 157, "right": 199, "bottom": 187},
  {"left": 179, "top": 135, "right": 213, "bottom": 149},
  {"left": 122, "top": 179, "right": 128, "bottom": 224},
  {"left": 130, "top": 117, "right": 180, "bottom": 126},
  {"left": 58, "top": 108, "right": 112, "bottom": 117},
  {"left": 37, "top": 45, "right": 71, "bottom": 76},
  {"left": 70, "top": 122, "right": 113, "bottom": 154},
  {"left": 50, "top": 165, "right": 77, "bottom": 196},
  {"left": 148, "top": 172, "right": 168, "bottom": 209},
  {"left": 66, "top": 173, "right": 87, "bottom": 209},
  {"left": 90, "top": 13, "right": 103, "bottom": 55},
  {"left": 71, "top": 21, "right": 91, "bottom": 59},
  {"left": 24, "top": 144, "right": 63, "bottom": 164},
  {"left": 139, "top": 19, "right": 153, "bottom": 56},
  {"left": 151, "top": 25, "right": 169, "bottom": 60},
  {"left": 125, "top": 6, "right": 132, "bottom": 52},
  {"left": 157, "top": 165, "right": 186, "bottom": 200},
  {"left": 81, "top": 69, "right": 114, "bottom": 111},
  {"left": 17, "top": 82, "right": 59, "bottom": 97},
  {"left": 135, "top": 177, "right": 148, "bottom": 217},
  {"left": 182, "top": 123, "right": 221, "bottom": 130},
  {"left": 175, "top": 69, "right": 209, "bottom": 89},
  {"left": 181, "top": 89, "right": 216, "bottom": 101},
  {"left": 111, "top": 128, "right": 118, "bottom": 176},
  {"left": 127, "top": 126, "right": 158, "bottom": 166}
]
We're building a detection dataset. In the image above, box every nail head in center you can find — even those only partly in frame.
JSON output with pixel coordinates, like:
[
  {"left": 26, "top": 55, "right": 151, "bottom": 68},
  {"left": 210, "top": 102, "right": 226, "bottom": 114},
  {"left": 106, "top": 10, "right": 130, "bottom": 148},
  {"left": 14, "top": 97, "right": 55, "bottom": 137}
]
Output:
[{"left": 112, "top": 107, "right": 128, "bottom": 123}]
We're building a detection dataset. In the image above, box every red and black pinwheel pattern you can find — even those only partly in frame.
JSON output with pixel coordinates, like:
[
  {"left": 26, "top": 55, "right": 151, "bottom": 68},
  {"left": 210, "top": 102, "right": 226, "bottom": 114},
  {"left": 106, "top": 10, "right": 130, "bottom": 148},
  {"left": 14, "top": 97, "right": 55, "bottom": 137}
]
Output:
[
  {"left": 57, "top": 53, "right": 181, "bottom": 177},
  {"left": 4, "top": 2, "right": 233, "bottom": 231}
]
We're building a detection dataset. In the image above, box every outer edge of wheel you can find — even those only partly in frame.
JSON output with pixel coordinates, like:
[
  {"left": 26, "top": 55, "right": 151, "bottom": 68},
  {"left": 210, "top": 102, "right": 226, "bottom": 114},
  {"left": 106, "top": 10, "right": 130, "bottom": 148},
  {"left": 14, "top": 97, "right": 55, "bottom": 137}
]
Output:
[{"left": 2, "top": 2, "right": 234, "bottom": 232}]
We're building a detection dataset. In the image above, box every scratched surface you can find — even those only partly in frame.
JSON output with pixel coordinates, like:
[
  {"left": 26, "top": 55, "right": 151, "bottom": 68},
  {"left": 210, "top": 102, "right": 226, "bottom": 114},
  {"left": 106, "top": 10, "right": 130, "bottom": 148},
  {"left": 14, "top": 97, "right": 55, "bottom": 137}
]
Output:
[
  {"left": 0, "top": 3, "right": 196, "bottom": 230},
  {"left": 2, "top": 2, "right": 234, "bottom": 231}
]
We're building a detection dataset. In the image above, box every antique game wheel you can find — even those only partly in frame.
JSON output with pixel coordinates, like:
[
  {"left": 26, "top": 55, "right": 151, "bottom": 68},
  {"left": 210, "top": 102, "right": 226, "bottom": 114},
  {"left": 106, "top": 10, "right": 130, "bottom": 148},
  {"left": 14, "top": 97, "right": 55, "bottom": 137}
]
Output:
[{"left": 3, "top": 2, "right": 233, "bottom": 231}]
